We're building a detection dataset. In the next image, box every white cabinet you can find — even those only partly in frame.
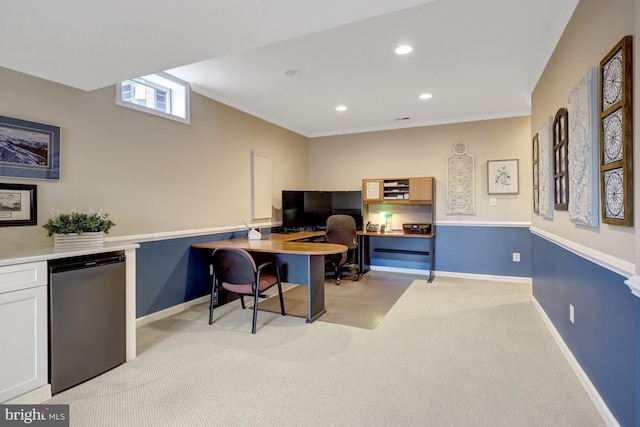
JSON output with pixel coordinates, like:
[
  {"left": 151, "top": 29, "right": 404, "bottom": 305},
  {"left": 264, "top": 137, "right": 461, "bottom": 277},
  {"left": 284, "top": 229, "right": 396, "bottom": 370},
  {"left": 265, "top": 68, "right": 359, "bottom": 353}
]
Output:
[{"left": 0, "top": 261, "right": 49, "bottom": 403}]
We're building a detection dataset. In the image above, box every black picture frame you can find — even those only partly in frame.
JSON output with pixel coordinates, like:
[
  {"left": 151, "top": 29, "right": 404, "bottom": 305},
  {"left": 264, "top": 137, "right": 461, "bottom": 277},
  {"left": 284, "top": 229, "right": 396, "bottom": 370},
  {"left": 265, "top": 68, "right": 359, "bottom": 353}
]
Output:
[
  {"left": 0, "top": 183, "right": 37, "bottom": 226},
  {"left": 0, "top": 116, "right": 60, "bottom": 180}
]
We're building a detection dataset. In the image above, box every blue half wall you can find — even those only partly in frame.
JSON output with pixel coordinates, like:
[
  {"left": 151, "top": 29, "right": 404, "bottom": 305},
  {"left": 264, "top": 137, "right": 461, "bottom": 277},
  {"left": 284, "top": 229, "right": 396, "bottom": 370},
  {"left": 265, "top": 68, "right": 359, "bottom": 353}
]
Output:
[
  {"left": 370, "top": 225, "right": 532, "bottom": 277},
  {"left": 532, "top": 234, "right": 636, "bottom": 427}
]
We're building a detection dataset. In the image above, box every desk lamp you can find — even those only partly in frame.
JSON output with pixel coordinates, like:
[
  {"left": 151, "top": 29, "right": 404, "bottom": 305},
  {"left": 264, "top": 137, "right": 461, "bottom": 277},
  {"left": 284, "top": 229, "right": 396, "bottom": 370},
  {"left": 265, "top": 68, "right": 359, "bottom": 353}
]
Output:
[{"left": 379, "top": 211, "right": 392, "bottom": 233}]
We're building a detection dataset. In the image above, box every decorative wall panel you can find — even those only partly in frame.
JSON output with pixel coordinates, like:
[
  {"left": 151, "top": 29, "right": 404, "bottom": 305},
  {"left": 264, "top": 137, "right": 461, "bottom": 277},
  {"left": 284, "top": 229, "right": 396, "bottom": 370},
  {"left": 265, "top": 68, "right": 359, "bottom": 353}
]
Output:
[
  {"left": 537, "top": 117, "right": 554, "bottom": 219},
  {"left": 446, "top": 141, "right": 475, "bottom": 215},
  {"left": 568, "top": 67, "right": 599, "bottom": 227},
  {"left": 599, "top": 36, "right": 633, "bottom": 226}
]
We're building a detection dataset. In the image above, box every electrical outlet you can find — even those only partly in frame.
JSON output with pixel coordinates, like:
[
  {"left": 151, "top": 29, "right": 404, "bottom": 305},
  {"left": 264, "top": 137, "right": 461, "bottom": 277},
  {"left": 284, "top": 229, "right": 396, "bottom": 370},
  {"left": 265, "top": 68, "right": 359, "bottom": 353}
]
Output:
[
  {"left": 490, "top": 198, "right": 497, "bottom": 206},
  {"left": 512, "top": 252, "right": 520, "bottom": 262},
  {"left": 569, "top": 304, "right": 575, "bottom": 324}
]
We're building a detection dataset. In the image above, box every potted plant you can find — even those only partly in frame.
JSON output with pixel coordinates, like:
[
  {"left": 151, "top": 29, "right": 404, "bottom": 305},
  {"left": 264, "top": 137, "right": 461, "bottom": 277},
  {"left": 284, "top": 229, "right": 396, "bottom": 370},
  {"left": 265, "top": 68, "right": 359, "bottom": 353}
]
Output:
[{"left": 43, "top": 208, "right": 115, "bottom": 248}]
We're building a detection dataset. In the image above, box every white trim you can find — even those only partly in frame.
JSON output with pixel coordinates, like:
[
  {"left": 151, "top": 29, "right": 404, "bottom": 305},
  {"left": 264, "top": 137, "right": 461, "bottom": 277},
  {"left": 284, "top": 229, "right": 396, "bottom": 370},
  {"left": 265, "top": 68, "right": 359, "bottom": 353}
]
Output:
[
  {"left": 6, "top": 385, "right": 51, "bottom": 404},
  {"left": 435, "top": 270, "right": 532, "bottom": 284},
  {"left": 370, "top": 266, "right": 532, "bottom": 284},
  {"left": 370, "top": 266, "right": 432, "bottom": 276},
  {"left": 530, "top": 227, "right": 635, "bottom": 278},
  {"left": 624, "top": 275, "right": 640, "bottom": 298},
  {"left": 436, "top": 221, "right": 531, "bottom": 227},
  {"left": 531, "top": 296, "right": 620, "bottom": 427},
  {"left": 308, "top": 111, "right": 532, "bottom": 138},
  {"left": 136, "top": 296, "right": 210, "bottom": 328},
  {"left": 104, "top": 221, "right": 279, "bottom": 244}
]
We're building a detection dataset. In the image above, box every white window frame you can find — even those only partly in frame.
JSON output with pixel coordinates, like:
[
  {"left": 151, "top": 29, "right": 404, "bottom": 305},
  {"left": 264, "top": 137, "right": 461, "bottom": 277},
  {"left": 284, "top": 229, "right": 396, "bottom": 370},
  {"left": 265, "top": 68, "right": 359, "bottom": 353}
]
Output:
[{"left": 116, "top": 72, "right": 190, "bottom": 124}]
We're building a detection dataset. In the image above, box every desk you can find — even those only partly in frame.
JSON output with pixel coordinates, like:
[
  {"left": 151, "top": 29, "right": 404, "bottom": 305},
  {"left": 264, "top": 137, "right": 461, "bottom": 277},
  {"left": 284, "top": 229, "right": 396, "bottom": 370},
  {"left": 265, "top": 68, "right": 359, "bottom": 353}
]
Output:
[
  {"left": 192, "top": 233, "right": 346, "bottom": 323},
  {"left": 272, "top": 230, "right": 435, "bottom": 282},
  {"left": 358, "top": 231, "right": 435, "bottom": 282}
]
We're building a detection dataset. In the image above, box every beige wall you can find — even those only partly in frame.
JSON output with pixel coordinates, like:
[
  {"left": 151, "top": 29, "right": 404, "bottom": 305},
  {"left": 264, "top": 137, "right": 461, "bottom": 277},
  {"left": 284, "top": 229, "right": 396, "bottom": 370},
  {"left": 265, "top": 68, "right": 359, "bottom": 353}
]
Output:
[
  {"left": 308, "top": 116, "right": 532, "bottom": 223},
  {"left": 531, "top": 0, "right": 636, "bottom": 262},
  {"left": 0, "top": 68, "right": 309, "bottom": 248}
]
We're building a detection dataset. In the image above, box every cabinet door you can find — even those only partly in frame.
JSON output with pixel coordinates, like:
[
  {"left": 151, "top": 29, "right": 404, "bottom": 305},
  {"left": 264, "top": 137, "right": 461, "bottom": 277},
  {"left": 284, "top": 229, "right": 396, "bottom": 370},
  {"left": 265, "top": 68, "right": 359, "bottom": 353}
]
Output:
[
  {"left": 409, "top": 177, "right": 433, "bottom": 202},
  {"left": 362, "top": 179, "right": 384, "bottom": 202},
  {"left": 0, "top": 285, "right": 48, "bottom": 403}
]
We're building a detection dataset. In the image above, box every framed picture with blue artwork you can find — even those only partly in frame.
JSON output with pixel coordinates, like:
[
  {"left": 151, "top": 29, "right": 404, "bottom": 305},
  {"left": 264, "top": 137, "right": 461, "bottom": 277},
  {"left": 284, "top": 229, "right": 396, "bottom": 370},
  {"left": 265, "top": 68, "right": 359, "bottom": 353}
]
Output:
[
  {"left": 487, "top": 159, "right": 519, "bottom": 194},
  {"left": 0, "top": 116, "right": 60, "bottom": 180}
]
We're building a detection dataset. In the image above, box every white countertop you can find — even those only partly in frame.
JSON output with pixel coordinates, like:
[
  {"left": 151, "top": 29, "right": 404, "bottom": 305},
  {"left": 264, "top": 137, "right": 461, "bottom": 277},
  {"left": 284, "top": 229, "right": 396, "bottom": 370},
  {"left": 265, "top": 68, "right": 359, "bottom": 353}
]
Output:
[{"left": 0, "top": 242, "right": 140, "bottom": 267}]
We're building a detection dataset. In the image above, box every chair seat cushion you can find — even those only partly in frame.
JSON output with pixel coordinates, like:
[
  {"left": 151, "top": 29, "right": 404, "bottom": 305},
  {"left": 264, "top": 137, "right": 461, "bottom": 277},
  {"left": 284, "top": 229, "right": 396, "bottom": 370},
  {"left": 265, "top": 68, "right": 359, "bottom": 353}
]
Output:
[{"left": 221, "top": 273, "right": 278, "bottom": 295}]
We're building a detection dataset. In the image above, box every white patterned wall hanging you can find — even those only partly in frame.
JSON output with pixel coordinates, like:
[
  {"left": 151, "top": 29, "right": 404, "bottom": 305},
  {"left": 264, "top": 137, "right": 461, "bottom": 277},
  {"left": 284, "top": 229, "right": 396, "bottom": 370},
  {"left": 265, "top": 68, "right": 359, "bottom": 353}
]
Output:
[
  {"left": 446, "top": 141, "right": 475, "bottom": 215},
  {"left": 568, "top": 67, "right": 599, "bottom": 227},
  {"left": 537, "top": 117, "right": 554, "bottom": 219}
]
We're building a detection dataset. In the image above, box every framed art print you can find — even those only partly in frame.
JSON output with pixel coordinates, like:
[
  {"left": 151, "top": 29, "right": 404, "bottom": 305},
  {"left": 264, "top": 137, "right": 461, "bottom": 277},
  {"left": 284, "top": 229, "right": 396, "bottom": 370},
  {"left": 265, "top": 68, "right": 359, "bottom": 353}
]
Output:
[
  {"left": 488, "top": 159, "right": 519, "bottom": 194},
  {"left": 0, "top": 116, "right": 60, "bottom": 180},
  {"left": 599, "top": 36, "right": 633, "bottom": 226},
  {"left": 0, "top": 183, "right": 37, "bottom": 226}
]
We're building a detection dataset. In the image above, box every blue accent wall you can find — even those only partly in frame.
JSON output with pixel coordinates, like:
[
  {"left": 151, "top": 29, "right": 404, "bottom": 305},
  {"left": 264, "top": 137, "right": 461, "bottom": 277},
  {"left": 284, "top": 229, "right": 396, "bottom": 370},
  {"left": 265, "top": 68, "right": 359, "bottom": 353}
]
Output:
[
  {"left": 532, "top": 235, "right": 636, "bottom": 427},
  {"left": 136, "top": 232, "right": 234, "bottom": 317},
  {"left": 370, "top": 225, "right": 532, "bottom": 277}
]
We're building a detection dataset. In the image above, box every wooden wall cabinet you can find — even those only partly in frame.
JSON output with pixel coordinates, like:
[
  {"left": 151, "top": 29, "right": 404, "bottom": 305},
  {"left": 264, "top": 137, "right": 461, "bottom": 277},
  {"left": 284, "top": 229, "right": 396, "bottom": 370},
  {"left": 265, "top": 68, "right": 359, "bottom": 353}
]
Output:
[{"left": 362, "top": 177, "right": 433, "bottom": 204}]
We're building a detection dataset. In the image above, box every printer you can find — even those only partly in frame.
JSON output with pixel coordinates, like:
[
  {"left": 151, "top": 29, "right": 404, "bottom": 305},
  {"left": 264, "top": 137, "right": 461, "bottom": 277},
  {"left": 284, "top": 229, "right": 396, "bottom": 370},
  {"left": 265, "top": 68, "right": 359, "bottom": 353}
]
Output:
[{"left": 402, "top": 223, "right": 431, "bottom": 234}]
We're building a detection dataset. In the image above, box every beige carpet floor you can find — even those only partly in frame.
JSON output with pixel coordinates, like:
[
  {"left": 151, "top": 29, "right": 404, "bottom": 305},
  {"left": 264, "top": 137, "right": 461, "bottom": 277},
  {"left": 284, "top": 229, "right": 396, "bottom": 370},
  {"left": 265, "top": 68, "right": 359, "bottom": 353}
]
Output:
[
  {"left": 257, "top": 271, "right": 413, "bottom": 329},
  {"left": 45, "top": 275, "right": 608, "bottom": 427}
]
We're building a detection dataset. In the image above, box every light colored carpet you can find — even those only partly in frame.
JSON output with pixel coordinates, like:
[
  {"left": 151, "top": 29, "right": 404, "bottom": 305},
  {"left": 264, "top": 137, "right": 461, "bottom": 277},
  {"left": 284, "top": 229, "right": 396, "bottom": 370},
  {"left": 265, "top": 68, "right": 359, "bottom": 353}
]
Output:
[
  {"left": 258, "top": 271, "right": 412, "bottom": 329},
  {"left": 46, "top": 276, "right": 606, "bottom": 427}
]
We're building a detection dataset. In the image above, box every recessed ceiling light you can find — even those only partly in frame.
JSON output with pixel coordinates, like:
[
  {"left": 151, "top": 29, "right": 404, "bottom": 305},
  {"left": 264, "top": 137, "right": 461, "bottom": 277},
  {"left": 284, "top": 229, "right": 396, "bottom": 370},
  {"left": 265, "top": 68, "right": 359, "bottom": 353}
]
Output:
[
  {"left": 335, "top": 105, "right": 347, "bottom": 112},
  {"left": 395, "top": 45, "right": 413, "bottom": 55},
  {"left": 419, "top": 93, "right": 433, "bottom": 100}
]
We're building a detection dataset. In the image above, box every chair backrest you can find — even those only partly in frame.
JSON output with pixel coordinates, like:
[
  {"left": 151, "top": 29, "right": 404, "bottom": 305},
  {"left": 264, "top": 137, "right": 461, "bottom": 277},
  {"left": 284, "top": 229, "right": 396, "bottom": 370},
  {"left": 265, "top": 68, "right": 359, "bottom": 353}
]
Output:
[
  {"left": 325, "top": 215, "right": 357, "bottom": 249},
  {"left": 211, "top": 247, "right": 257, "bottom": 284}
]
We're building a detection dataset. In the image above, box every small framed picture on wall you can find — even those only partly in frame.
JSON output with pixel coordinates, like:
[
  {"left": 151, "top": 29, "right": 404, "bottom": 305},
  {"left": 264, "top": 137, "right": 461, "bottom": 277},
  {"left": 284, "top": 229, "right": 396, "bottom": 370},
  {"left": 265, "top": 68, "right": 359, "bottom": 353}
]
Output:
[
  {"left": 487, "top": 159, "right": 519, "bottom": 194},
  {"left": 0, "top": 183, "right": 37, "bottom": 226}
]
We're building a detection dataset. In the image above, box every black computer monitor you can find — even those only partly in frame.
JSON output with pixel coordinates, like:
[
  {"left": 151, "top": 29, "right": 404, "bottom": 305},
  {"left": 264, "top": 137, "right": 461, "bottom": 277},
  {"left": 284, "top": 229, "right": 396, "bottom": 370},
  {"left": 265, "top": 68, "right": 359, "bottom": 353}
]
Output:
[
  {"left": 282, "top": 190, "right": 362, "bottom": 230},
  {"left": 331, "top": 191, "right": 363, "bottom": 230}
]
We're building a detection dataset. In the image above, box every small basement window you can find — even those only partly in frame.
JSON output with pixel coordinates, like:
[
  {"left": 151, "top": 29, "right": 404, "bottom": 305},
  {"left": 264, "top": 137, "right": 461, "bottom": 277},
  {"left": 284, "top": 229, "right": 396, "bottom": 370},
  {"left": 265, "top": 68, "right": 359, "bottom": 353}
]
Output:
[{"left": 116, "top": 72, "right": 190, "bottom": 124}]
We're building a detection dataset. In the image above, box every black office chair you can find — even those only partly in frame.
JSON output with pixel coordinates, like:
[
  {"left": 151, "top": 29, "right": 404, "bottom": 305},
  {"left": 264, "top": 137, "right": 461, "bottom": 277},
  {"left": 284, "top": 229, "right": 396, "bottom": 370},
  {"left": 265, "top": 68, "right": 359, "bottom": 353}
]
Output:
[
  {"left": 325, "top": 214, "right": 360, "bottom": 285},
  {"left": 209, "top": 247, "right": 285, "bottom": 334}
]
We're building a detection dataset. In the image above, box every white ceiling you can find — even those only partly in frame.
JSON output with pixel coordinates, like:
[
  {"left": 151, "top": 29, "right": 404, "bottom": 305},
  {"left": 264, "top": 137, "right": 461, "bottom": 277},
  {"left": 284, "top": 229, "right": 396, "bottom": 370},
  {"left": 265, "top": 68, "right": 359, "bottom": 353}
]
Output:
[{"left": 1, "top": 0, "right": 578, "bottom": 137}]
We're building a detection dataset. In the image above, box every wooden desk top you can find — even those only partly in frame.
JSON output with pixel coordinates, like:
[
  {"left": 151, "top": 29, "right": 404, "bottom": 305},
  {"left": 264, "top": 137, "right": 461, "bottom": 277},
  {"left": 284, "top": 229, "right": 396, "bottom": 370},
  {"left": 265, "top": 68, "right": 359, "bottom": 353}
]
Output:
[{"left": 192, "top": 234, "right": 346, "bottom": 256}]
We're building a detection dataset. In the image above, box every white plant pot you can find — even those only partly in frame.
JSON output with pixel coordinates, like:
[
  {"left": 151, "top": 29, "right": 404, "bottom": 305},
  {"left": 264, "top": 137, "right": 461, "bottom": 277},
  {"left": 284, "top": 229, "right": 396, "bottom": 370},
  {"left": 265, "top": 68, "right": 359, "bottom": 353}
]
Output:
[{"left": 53, "top": 232, "right": 104, "bottom": 249}]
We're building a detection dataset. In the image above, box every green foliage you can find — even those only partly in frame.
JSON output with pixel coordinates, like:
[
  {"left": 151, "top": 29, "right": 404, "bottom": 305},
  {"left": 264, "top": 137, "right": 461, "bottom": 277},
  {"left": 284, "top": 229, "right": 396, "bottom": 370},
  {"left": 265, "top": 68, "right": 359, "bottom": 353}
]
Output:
[{"left": 42, "top": 209, "right": 115, "bottom": 236}]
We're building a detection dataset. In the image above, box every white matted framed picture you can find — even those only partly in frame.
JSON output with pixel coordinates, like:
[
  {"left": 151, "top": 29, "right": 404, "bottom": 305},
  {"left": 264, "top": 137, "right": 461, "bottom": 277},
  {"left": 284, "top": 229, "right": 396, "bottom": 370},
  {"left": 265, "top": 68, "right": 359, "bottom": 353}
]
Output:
[
  {"left": 487, "top": 159, "right": 519, "bottom": 194},
  {"left": 0, "top": 183, "right": 37, "bottom": 226}
]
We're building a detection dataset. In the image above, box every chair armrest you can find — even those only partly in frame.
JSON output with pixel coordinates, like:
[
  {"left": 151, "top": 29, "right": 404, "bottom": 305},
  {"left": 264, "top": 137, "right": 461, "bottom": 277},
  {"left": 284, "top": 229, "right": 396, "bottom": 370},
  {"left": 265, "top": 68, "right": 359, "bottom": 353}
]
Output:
[{"left": 257, "top": 261, "right": 280, "bottom": 275}]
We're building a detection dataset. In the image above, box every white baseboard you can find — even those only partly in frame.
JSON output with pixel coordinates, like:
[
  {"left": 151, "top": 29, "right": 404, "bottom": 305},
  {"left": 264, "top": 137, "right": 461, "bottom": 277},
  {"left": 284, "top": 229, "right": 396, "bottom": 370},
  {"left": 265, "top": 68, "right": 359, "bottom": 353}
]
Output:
[
  {"left": 369, "top": 266, "right": 432, "bottom": 276},
  {"left": 6, "top": 385, "right": 51, "bottom": 404},
  {"left": 136, "top": 296, "right": 210, "bottom": 328},
  {"left": 370, "top": 266, "right": 532, "bottom": 284},
  {"left": 531, "top": 296, "right": 620, "bottom": 427},
  {"left": 435, "top": 270, "right": 532, "bottom": 284}
]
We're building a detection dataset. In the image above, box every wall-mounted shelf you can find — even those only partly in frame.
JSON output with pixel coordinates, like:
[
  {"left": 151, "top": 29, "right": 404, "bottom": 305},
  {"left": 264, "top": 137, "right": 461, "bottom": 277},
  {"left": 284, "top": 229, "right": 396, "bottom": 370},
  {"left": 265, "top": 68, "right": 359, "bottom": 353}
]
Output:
[{"left": 362, "top": 177, "right": 433, "bottom": 204}]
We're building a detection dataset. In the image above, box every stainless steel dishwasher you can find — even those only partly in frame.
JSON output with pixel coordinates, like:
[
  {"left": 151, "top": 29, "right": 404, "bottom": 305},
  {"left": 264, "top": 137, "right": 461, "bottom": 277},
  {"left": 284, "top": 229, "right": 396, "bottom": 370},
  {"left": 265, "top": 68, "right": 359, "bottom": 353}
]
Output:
[{"left": 48, "top": 251, "right": 126, "bottom": 394}]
